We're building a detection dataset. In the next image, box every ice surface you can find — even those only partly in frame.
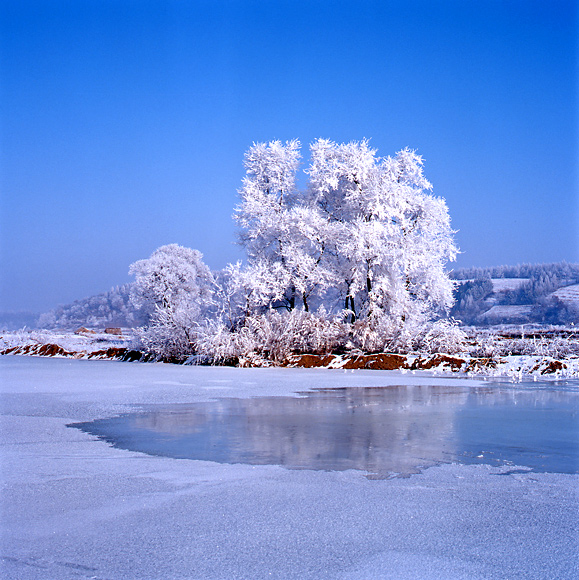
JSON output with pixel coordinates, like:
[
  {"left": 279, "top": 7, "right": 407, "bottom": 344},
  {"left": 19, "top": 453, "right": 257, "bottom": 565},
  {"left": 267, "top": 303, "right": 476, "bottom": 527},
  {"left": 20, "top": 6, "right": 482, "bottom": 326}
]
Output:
[{"left": 1, "top": 357, "right": 578, "bottom": 579}]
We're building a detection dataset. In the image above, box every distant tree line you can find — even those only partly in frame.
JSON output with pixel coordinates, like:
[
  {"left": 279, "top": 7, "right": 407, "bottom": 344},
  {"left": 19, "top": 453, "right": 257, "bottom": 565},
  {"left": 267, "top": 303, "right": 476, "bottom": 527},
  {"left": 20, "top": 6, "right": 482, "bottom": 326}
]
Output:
[{"left": 451, "top": 262, "right": 579, "bottom": 282}]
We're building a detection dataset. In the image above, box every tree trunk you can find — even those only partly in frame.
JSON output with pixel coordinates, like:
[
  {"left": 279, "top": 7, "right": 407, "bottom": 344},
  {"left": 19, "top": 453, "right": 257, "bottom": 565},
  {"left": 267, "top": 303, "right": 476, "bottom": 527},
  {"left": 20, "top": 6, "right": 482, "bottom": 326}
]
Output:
[
  {"left": 288, "top": 285, "right": 295, "bottom": 310},
  {"left": 348, "top": 295, "right": 356, "bottom": 323}
]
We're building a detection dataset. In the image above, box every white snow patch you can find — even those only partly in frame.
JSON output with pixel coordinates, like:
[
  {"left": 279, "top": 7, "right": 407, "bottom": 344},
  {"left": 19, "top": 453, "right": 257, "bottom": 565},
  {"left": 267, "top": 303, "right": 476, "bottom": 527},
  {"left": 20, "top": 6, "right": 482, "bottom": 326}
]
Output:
[
  {"left": 490, "top": 278, "right": 528, "bottom": 293},
  {"left": 477, "top": 305, "right": 533, "bottom": 323}
]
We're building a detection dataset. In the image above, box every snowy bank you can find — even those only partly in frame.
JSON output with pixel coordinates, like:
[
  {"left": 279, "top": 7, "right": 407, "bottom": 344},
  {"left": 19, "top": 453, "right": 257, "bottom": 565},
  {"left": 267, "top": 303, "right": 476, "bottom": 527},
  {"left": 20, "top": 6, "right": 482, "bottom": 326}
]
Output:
[
  {"left": 283, "top": 351, "right": 579, "bottom": 378},
  {"left": 2, "top": 327, "right": 579, "bottom": 378}
]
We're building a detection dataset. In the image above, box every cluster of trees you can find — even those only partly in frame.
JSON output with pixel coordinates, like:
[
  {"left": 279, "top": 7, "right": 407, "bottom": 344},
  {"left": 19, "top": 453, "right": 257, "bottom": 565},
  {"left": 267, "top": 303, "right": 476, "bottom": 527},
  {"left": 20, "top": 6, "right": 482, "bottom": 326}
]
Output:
[
  {"left": 129, "top": 139, "right": 462, "bottom": 361},
  {"left": 33, "top": 139, "right": 578, "bottom": 343},
  {"left": 533, "top": 296, "right": 579, "bottom": 325},
  {"left": 502, "top": 277, "right": 556, "bottom": 306}
]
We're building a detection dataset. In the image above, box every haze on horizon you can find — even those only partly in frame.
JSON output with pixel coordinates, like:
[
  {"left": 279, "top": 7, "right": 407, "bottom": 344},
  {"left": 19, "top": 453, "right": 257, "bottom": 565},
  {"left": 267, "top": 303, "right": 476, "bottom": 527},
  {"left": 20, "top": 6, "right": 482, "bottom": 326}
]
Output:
[{"left": 1, "top": 0, "right": 577, "bottom": 313}]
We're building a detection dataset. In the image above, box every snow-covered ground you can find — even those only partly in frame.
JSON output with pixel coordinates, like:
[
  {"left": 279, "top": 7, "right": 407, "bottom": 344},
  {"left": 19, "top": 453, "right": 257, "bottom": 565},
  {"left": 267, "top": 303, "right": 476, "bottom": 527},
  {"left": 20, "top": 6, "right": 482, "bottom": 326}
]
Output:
[
  {"left": 489, "top": 278, "right": 528, "bottom": 293},
  {"left": 1, "top": 357, "right": 577, "bottom": 579},
  {"left": 0, "top": 327, "right": 135, "bottom": 353},
  {"left": 475, "top": 304, "right": 533, "bottom": 324}
]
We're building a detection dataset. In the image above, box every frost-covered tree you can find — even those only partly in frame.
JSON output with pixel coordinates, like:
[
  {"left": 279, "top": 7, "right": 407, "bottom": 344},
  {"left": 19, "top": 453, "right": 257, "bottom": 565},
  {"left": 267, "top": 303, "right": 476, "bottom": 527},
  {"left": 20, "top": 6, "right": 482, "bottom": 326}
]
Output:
[
  {"left": 234, "top": 138, "right": 458, "bottom": 351},
  {"left": 235, "top": 140, "right": 333, "bottom": 313},
  {"left": 129, "top": 244, "right": 214, "bottom": 358},
  {"left": 308, "top": 140, "right": 457, "bottom": 337}
]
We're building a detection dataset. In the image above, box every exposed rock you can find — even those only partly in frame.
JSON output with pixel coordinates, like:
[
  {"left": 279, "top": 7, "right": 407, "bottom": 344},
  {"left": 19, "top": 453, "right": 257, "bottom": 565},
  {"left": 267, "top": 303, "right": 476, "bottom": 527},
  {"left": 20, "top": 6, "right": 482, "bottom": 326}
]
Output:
[
  {"left": 285, "top": 353, "right": 408, "bottom": 370},
  {"left": 75, "top": 327, "right": 96, "bottom": 335},
  {"left": 342, "top": 353, "right": 408, "bottom": 370},
  {"left": 0, "top": 343, "right": 75, "bottom": 357},
  {"left": 86, "top": 347, "right": 127, "bottom": 359},
  {"left": 465, "top": 357, "right": 500, "bottom": 372},
  {"left": 284, "top": 354, "right": 337, "bottom": 368},
  {"left": 121, "top": 349, "right": 148, "bottom": 362},
  {"left": 104, "top": 327, "right": 123, "bottom": 335},
  {"left": 411, "top": 354, "right": 465, "bottom": 371},
  {"left": 541, "top": 360, "right": 565, "bottom": 374}
]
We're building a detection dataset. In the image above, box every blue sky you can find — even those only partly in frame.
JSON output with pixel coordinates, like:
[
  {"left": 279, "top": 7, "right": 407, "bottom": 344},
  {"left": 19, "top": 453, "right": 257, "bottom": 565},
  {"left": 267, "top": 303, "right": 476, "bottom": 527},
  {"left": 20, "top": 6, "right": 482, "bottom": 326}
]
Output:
[{"left": 1, "top": 0, "right": 577, "bottom": 312}]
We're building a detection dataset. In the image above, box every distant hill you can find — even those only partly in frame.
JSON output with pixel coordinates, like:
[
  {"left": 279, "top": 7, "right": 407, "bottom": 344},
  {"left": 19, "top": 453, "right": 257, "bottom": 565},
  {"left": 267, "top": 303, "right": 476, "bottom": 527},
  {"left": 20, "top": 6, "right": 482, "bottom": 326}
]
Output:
[
  {"left": 37, "top": 284, "right": 148, "bottom": 330},
  {"left": 450, "top": 262, "right": 579, "bottom": 325}
]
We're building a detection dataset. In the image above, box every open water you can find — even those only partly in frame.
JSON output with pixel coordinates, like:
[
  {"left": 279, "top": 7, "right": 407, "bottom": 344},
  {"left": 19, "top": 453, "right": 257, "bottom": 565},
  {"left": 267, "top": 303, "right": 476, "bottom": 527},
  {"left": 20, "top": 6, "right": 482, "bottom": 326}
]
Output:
[{"left": 72, "top": 381, "right": 579, "bottom": 478}]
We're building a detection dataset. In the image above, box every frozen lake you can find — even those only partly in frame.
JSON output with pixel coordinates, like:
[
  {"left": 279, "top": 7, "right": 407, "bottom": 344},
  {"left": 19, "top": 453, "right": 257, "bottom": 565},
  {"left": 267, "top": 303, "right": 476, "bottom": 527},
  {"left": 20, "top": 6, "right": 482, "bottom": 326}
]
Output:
[
  {"left": 72, "top": 383, "right": 579, "bottom": 477},
  {"left": 1, "top": 357, "right": 578, "bottom": 579}
]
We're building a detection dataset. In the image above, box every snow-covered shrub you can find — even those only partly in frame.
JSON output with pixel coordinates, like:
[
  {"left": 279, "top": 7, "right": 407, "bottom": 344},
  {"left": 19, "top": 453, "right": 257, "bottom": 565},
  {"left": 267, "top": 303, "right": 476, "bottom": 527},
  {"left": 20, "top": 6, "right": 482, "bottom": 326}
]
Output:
[
  {"left": 410, "top": 319, "right": 468, "bottom": 354},
  {"left": 350, "top": 316, "right": 466, "bottom": 354},
  {"left": 466, "top": 327, "right": 579, "bottom": 359},
  {"left": 467, "top": 330, "right": 503, "bottom": 358},
  {"left": 195, "top": 319, "right": 259, "bottom": 364},
  {"left": 247, "top": 309, "right": 347, "bottom": 361},
  {"left": 132, "top": 323, "right": 192, "bottom": 361},
  {"left": 0, "top": 329, "right": 37, "bottom": 350},
  {"left": 494, "top": 336, "right": 579, "bottom": 358},
  {"left": 197, "top": 308, "right": 348, "bottom": 364}
]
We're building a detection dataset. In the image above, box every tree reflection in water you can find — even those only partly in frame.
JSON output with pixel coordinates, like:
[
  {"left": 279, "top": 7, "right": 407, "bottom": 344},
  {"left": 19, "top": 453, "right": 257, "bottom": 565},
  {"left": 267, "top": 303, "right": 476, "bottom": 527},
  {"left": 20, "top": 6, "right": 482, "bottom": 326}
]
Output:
[{"left": 72, "top": 385, "right": 579, "bottom": 478}]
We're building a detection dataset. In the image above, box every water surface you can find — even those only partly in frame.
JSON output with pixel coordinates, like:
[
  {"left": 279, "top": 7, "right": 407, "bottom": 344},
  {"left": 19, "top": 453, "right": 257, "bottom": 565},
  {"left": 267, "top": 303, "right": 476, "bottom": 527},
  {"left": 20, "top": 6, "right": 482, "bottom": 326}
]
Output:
[{"left": 71, "top": 383, "right": 579, "bottom": 477}]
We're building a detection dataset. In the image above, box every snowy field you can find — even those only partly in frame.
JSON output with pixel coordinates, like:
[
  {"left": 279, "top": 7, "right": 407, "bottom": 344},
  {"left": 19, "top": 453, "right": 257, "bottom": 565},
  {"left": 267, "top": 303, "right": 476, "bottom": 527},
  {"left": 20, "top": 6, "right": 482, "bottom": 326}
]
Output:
[
  {"left": 552, "top": 283, "right": 579, "bottom": 306},
  {"left": 1, "top": 356, "right": 577, "bottom": 579},
  {"left": 489, "top": 278, "right": 528, "bottom": 293},
  {"left": 475, "top": 304, "right": 533, "bottom": 324}
]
